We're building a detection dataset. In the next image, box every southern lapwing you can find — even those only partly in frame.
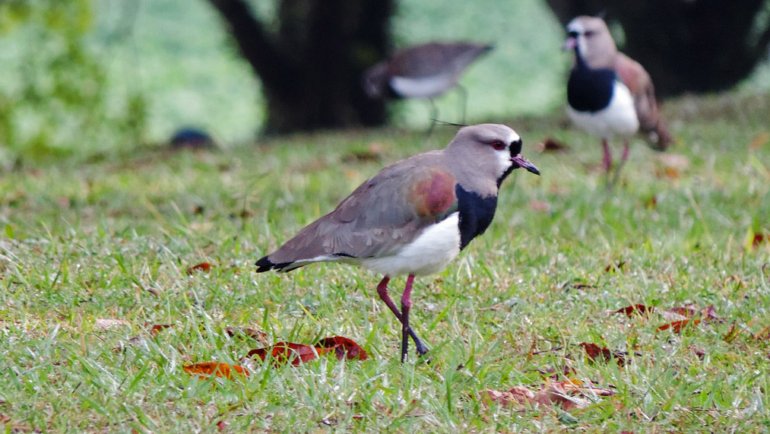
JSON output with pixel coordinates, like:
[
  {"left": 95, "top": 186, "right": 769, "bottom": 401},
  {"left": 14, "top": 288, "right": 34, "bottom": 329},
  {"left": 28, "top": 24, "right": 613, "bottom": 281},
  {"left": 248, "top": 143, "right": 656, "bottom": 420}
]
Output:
[
  {"left": 564, "top": 16, "right": 672, "bottom": 185},
  {"left": 256, "top": 124, "right": 539, "bottom": 362},
  {"left": 363, "top": 42, "right": 493, "bottom": 127}
]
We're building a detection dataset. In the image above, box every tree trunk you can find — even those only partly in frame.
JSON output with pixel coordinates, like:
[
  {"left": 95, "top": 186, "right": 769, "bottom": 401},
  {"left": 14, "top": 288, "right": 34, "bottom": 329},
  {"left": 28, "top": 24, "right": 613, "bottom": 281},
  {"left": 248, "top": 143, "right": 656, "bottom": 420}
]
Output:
[
  {"left": 206, "top": 0, "right": 393, "bottom": 135},
  {"left": 546, "top": 0, "right": 770, "bottom": 96}
]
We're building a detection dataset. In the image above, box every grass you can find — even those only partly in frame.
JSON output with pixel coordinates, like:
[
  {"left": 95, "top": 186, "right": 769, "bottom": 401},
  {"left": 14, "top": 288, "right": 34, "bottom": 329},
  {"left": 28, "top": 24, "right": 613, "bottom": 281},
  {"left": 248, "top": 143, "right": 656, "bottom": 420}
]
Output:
[{"left": 2, "top": 91, "right": 770, "bottom": 432}]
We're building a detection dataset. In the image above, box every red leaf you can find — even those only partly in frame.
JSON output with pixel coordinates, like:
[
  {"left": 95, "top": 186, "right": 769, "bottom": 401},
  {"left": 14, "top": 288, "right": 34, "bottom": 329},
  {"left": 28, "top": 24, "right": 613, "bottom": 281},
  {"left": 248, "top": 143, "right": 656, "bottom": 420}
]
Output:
[
  {"left": 187, "top": 262, "right": 212, "bottom": 274},
  {"left": 657, "top": 319, "right": 700, "bottom": 333},
  {"left": 316, "top": 336, "right": 369, "bottom": 361},
  {"left": 183, "top": 362, "right": 249, "bottom": 379},
  {"left": 150, "top": 323, "right": 173, "bottom": 336},
  {"left": 246, "top": 337, "right": 369, "bottom": 366},
  {"left": 613, "top": 304, "right": 654, "bottom": 317},
  {"left": 247, "top": 342, "right": 320, "bottom": 366},
  {"left": 578, "top": 342, "right": 626, "bottom": 366}
]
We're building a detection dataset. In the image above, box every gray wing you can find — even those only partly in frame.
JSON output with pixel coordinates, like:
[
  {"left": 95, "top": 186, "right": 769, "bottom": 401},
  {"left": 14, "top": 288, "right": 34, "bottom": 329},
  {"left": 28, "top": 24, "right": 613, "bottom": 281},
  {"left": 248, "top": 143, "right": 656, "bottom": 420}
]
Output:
[
  {"left": 258, "top": 153, "right": 458, "bottom": 271},
  {"left": 391, "top": 42, "right": 493, "bottom": 78}
]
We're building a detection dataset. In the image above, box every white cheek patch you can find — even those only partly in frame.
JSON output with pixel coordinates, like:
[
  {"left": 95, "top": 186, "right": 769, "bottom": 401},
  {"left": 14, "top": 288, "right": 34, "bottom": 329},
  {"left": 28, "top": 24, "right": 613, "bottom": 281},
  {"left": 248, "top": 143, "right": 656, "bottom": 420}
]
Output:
[{"left": 496, "top": 147, "right": 513, "bottom": 177}]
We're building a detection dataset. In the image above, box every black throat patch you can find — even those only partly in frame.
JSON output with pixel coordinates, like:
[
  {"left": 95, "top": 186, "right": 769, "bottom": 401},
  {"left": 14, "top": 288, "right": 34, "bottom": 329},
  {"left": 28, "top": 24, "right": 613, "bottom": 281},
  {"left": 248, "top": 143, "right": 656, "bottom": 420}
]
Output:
[
  {"left": 567, "top": 61, "right": 616, "bottom": 113},
  {"left": 456, "top": 185, "right": 498, "bottom": 250}
]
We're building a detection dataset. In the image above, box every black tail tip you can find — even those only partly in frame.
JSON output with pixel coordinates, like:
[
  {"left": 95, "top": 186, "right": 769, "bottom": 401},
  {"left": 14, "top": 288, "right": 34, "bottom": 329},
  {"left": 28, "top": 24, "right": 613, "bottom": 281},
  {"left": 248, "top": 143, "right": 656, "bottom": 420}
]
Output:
[{"left": 255, "top": 256, "right": 274, "bottom": 273}]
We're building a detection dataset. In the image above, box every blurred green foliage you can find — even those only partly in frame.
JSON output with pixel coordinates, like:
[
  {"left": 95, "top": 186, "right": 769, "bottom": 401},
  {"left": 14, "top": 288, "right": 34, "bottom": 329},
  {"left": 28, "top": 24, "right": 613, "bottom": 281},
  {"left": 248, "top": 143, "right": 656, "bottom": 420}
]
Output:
[{"left": 0, "top": 0, "right": 146, "bottom": 164}]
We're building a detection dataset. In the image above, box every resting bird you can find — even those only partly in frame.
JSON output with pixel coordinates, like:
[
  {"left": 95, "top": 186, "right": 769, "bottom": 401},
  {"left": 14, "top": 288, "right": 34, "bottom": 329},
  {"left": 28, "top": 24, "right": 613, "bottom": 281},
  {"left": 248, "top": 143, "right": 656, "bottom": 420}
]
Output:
[
  {"left": 256, "top": 124, "right": 539, "bottom": 362},
  {"left": 564, "top": 16, "right": 671, "bottom": 185},
  {"left": 363, "top": 42, "right": 493, "bottom": 126}
]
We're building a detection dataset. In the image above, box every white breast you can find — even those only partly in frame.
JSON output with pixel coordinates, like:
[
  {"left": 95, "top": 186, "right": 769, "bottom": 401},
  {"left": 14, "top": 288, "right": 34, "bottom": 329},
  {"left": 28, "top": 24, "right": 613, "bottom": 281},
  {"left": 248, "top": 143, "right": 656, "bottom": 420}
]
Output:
[
  {"left": 390, "top": 73, "right": 456, "bottom": 99},
  {"left": 361, "top": 212, "right": 461, "bottom": 276},
  {"left": 567, "top": 81, "right": 639, "bottom": 139}
]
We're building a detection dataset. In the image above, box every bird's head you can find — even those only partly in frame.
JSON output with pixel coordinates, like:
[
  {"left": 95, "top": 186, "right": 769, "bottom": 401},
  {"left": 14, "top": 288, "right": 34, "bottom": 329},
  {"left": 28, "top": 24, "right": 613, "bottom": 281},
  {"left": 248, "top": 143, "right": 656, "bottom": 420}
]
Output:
[
  {"left": 564, "top": 16, "right": 617, "bottom": 68},
  {"left": 448, "top": 124, "right": 539, "bottom": 189}
]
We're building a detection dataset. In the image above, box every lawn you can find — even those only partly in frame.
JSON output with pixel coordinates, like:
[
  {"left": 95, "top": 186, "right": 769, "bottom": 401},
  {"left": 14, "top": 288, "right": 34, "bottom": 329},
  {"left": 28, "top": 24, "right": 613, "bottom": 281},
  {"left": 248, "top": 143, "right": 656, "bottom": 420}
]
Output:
[{"left": 1, "top": 90, "right": 769, "bottom": 431}]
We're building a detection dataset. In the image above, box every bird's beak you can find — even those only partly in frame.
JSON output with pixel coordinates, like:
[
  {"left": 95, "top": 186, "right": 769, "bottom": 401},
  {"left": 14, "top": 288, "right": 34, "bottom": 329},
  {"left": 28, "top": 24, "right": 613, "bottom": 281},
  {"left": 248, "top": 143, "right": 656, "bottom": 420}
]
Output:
[
  {"left": 512, "top": 154, "right": 540, "bottom": 176},
  {"left": 563, "top": 37, "right": 577, "bottom": 51}
]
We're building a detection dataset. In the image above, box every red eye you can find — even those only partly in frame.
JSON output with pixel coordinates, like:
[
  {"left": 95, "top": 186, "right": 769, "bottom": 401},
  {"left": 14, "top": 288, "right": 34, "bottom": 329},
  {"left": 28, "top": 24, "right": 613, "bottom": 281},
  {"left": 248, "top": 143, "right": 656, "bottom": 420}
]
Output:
[{"left": 490, "top": 140, "right": 506, "bottom": 151}]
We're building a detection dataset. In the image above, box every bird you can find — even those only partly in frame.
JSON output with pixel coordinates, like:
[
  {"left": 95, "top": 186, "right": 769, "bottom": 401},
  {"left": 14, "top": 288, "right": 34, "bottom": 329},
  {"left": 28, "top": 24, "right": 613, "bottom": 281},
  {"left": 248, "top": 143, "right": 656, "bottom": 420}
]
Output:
[
  {"left": 256, "top": 124, "right": 540, "bottom": 362},
  {"left": 563, "top": 16, "right": 672, "bottom": 186},
  {"left": 363, "top": 42, "right": 494, "bottom": 128}
]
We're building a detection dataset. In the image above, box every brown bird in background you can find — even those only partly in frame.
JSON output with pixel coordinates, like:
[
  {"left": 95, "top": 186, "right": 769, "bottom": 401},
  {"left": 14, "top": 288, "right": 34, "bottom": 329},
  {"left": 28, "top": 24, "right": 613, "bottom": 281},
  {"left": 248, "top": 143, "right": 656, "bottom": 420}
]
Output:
[
  {"left": 363, "top": 42, "right": 493, "bottom": 128},
  {"left": 564, "top": 16, "right": 672, "bottom": 185}
]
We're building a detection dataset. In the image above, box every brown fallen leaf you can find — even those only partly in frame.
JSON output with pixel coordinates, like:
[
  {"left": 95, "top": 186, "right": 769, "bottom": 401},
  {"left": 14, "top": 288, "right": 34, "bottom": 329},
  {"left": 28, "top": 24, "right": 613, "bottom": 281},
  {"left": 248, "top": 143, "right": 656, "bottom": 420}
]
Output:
[
  {"left": 187, "top": 262, "right": 213, "bottom": 274},
  {"left": 578, "top": 342, "right": 627, "bottom": 367},
  {"left": 341, "top": 142, "right": 386, "bottom": 163},
  {"left": 247, "top": 336, "right": 369, "bottom": 366},
  {"left": 247, "top": 342, "right": 322, "bottom": 366},
  {"left": 484, "top": 380, "right": 614, "bottom": 411},
  {"left": 657, "top": 318, "right": 700, "bottom": 333},
  {"left": 689, "top": 345, "right": 706, "bottom": 360},
  {"left": 753, "top": 233, "right": 768, "bottom": 248},
  {"left": 612, "top": 304, "right": 654, "bottom": 317},
  {"left": 663, "top": 304, "right": 721, "bottom": 323},
  {"left": 95, "top": 318, "right": 131, "bottom": 330},
  {"left": 150, "top": 323, "right": 173, "bottom": 336},
  {"left": 536, "top": 137, "right": 570, "bottom": 153},
  {"left": 184, "top": 361, "right": 249, "bottom": 379},
  {"left": 316, "top": 336, "right": 369, "bottom": 361}
]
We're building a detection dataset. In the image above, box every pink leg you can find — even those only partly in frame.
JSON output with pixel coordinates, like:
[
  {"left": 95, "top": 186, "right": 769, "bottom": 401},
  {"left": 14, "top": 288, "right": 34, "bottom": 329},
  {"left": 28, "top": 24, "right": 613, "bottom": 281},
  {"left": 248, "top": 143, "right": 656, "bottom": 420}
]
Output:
[
  {"left": 376, "top": 275, "right": 428, "bottom": 361},
  {"left": 602, "top": 138, "right": 613, "bottom": 173},
  {"left": 400, "top": 274, "right": 416, "bottom": 362},
  {"left": 610, "top": 140, "right": 630, "bottom": 188}
]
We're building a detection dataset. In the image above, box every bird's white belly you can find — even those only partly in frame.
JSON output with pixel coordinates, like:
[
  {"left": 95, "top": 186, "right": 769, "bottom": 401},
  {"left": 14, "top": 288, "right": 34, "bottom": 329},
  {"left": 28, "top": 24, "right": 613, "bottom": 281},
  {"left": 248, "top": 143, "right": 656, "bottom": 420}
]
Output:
[
  {"left": 390, "top": 73, "right": 456, "bottom": 98},
  {"left": 361, "top": 212, "right": 460, "bottom": 276},
  {"left": 567, "top": 81, "right": 639, "bottom": 139}
]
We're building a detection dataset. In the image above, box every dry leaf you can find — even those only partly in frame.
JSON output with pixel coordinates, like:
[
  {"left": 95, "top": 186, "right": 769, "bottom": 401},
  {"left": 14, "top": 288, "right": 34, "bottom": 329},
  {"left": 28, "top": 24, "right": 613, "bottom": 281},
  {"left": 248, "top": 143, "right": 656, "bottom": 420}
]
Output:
[
  {"left": 657, "top": 319, "right": 700, "bottom": 333},
  {"left": 184, "top": 362, "right": 249, "bottom": 379},
  {"left": 95, "top": 318, "right": 131, "bottom": 330},
  {"left": 578, "top": 342, "right": 627, "bottom": 367},
  {"left": 187, "top": 262, "right": 213, "bottom": 274},
  {"left": 536, "top": 137, "right": 570, "bottom": 153},
  {"left": 150, "top": 323, "right": 173, "bottom": 336},
  {"left": 247, "top": 342, "right": 322, "bottom": 366},
  {"left": 612, "top": 304, "right": 654, "bottom": 317},
  {"left": 246, "top": 336, "right": 369, "bottom": 366},
  {"left": 484, "top": 380, "right": 614, "bottom": 411},
  {"left": 663, "top": 304, "right": 721, "bottom": 323},
  {"left": 316, "top": 336, "right": 369, "bottom": 361},
  {"left": 342, "top": 142, "right": 386, "bottom": 163}
]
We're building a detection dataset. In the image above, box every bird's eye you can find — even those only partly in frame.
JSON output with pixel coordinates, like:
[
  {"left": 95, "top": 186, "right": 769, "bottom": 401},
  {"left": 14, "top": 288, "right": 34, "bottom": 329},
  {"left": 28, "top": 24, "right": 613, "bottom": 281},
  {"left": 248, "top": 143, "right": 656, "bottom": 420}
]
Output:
[
  {"left": 584, "top": 30, "right": 595, "bottom": 37},
  {"left": 567, "top": 30, "right": 580, "bottom": 38},
  {"left": 490, "top": 140, "right": 506, "bottom": 151}
]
